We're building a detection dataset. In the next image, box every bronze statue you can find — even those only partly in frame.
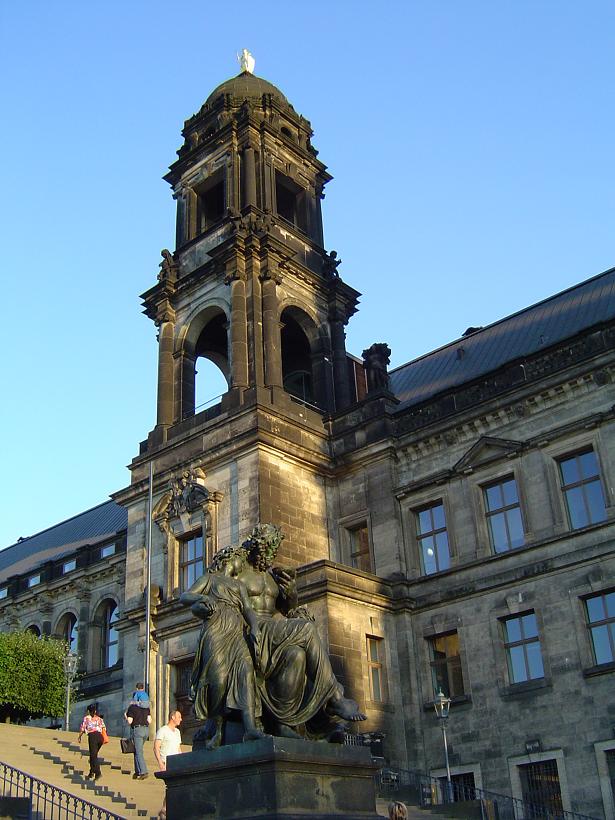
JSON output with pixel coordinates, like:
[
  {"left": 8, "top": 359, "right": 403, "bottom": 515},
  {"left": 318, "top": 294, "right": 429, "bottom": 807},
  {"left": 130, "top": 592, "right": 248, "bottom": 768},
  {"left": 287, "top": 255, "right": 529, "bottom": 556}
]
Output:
[
  {"left": 180, "top": 524, "right": 366, "bottom": 746},
  {"left": 179, "top": 547, "right": 267, "bottom": 748}
]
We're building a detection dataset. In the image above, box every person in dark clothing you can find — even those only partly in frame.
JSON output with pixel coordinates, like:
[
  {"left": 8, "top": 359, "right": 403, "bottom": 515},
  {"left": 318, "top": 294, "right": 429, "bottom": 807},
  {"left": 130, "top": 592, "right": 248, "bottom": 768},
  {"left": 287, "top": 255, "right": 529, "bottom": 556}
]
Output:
[
  {"left": 125, "top": 683, "right": 152, "bottom": 779},
  {"left": 78, "top": 703, "right": 106, "bottom": 780}
]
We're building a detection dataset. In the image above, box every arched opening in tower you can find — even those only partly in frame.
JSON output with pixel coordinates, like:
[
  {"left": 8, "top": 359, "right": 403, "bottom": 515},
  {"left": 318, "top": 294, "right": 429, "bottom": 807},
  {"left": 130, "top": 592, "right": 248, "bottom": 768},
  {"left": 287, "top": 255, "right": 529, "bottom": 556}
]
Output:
[
  {"left": 194, "top": 311, "right": 229, "bottom": 412},
  {"left": 281, "top": 308, "right": 316, "bottom": 406}
]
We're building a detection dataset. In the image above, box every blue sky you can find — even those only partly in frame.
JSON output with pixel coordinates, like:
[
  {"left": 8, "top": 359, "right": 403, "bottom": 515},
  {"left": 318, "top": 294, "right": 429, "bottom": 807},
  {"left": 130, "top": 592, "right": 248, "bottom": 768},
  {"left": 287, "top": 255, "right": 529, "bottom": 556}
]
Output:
[{"left": 1, "top": 1, "right": 614, "bottom": 547}]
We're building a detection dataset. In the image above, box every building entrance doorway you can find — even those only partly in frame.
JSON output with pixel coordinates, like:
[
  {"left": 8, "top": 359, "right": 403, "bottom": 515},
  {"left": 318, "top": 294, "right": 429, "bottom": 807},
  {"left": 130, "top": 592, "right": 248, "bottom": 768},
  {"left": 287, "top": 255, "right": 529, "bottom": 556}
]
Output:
[{"left": 519, "top": 759, "right": 563, "bottom": 817}]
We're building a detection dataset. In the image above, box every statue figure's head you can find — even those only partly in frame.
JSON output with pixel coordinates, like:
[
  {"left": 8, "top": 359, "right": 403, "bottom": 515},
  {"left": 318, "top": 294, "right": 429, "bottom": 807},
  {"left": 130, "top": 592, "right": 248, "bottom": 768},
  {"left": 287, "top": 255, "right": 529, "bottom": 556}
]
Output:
[
  {"left": 243, "top": 523, "right": 285, "bottom": 572},
  {"left": 209, "top": 545, "right": 247, "bottom": 576}
]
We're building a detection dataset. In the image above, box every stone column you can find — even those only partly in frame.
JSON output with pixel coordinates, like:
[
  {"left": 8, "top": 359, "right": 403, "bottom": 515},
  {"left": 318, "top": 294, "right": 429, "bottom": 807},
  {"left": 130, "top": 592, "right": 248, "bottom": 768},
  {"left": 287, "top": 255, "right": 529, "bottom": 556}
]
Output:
[
  {"left": 76, "top": 588, "right": 91, "bottom": 673},
  {"left": 242, "top": 147, "right": 257, "bottom": 208},
  {"left": 228, "top": 275, "right": 249, "bottom": 389},
  {"left": 179, "top": 351, "right": 196, "bottom": 419},
  {"left": 330, "top": 313, "right": 350, "bottom": 410},
  {"left": 157, "top": 318, "right": 175, "bottom": 428},
  {"left": 261, "top": 272, "right": 283, "bottom": 389}
]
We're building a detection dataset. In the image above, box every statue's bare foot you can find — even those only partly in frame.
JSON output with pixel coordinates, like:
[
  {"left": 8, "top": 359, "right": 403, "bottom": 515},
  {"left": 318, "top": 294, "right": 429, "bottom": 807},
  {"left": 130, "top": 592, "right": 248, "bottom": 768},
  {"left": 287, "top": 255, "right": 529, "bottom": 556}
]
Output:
[
  {"left": 328, "top": 695, "right": 367, "bottom": 722},
  {"left": 275, "top": 723, "right": 303, "bottom": 739},
  {"left": 243, "top": 729, "right": 270, "bottom": 741}
]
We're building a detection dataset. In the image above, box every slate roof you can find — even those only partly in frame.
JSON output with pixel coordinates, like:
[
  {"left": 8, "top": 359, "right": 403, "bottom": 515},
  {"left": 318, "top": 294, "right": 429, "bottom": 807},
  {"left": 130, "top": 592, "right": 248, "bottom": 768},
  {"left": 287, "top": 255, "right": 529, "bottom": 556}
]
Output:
[
  {"left": 0, "top": 500, "right": 127, "bottom": 581},
  {"left": 389, "top": 266, "right": 615, "bottom": 410}
]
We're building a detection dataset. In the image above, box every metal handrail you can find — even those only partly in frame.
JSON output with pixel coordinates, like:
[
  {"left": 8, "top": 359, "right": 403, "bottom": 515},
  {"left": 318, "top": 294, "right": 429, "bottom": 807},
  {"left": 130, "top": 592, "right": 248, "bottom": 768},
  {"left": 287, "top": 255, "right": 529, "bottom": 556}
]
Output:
[
  {"left": 0, "top": 759, "right": 125, "bottom": 820},
  {"left": 377, "top": 765, "right": 600, "bottom": 820}
]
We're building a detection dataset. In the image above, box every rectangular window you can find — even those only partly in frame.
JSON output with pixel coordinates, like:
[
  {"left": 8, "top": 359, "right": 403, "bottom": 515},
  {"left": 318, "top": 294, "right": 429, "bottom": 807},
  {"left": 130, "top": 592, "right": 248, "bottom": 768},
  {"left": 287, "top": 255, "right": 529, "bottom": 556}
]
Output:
[
  {"left": 100, "top": 543, "right": 116, "bottom": 558},
  {"left": 585, "top": 590, "right": 615, "bottom": 665},
  {"left": 503, "top": 612, "right": 544, "bottom": 683},
  {"left": 429, "top": 632, "right": 465, "bottom": 698},
  {"left": 198, "top": 177, "right": 225, "bottom": 232},
  {"left": 180, "top": 532, "right": 204, "bottom": 591},
  {"left": 519, "top": 759, "right": 563, "bottom": 817},
  {"left": 416, "top": 501, "right": 450, "bottom": 575},
  {"left": 558, "top": 449, "right": 607, "bottom": 529},
  {"left": 28, "top": 574, "right": 41, "bottom": 588},
  {"left": 0, "top": 587, "right": 7, "bottom": 599},
  {"left": 367, "top": 636, "right": 384, "bottom": 702},
  {"left": 275, "top": 172, "right": 308, "bottom": 234},
  {"left": 349, "top": 524, "right": 372, "bottom": 572},
  {"left": 484, "top": 477, "right": 524, "bottom": 553},
  {"left": 62, "top": 559, "right": 76, "bottom": 574}
]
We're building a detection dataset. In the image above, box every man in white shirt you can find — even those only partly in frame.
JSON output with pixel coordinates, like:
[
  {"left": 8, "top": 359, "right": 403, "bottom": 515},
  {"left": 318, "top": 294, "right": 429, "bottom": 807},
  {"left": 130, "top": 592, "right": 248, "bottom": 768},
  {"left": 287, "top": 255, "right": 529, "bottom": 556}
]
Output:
[
  {"left": 154, "top": 710, "right": 183, "bottom": 771},
  {"left": 154, "top": 710, "right": 183, "bottom": 820}
]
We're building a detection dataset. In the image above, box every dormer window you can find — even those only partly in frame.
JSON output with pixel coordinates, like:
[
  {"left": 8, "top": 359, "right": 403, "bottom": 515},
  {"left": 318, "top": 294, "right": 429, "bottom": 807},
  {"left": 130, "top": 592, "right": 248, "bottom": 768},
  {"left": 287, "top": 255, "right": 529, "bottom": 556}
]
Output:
[
  {"left": 0, "top": 587, "right": 7, "bottom": 599},
  {"left": 197, "top": 173, "right": 225, "bottom": 233},
  {"left": 62, "top": 559, "right": 76, "bottom": 574},
  {"left": 28, "top": 574, "right": 41, "bottom": 588},
  {"left": 275, "top": 172, "right": 308, "bottom": 234},
  {"left": 100, "top": 543, "right": 116, "bottom": 559}
]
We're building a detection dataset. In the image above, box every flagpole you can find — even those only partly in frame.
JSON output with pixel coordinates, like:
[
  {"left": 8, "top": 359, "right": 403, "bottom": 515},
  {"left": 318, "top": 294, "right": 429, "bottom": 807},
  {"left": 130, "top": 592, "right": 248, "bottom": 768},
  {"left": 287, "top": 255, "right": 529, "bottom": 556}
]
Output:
[{"left": 145, "top": 460, "right": 153, "bottom": 694}]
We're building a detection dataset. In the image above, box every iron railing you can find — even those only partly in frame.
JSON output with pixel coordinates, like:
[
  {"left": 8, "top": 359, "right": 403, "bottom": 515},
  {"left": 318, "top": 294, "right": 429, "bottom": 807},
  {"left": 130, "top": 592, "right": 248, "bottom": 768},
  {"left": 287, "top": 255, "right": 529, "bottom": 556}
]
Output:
[
  {"left": 376, "top": 766, "right": 600, "bottom": 820},
  {"left": 0, "top": 760, "right": 125, "bottom": 820}
]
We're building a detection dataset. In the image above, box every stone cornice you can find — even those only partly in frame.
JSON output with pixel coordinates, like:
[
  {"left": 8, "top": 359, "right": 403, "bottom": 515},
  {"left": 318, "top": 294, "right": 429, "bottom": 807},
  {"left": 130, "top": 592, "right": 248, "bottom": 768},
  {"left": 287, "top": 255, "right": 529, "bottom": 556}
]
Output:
[{"left": 395, "top": 405, "right": 615, "bottom": 497}]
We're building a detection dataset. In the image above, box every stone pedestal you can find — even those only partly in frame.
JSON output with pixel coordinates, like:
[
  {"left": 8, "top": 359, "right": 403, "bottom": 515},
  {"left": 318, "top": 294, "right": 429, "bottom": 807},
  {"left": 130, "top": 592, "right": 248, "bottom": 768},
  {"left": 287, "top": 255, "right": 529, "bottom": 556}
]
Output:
[{"left": 158, "top": 737, "right": 381, "bottom": 820}]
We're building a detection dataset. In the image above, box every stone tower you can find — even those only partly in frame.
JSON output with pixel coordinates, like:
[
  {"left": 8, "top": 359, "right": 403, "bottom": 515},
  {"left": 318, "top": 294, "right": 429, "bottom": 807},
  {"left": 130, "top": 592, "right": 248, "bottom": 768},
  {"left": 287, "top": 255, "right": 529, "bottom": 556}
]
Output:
[
  {"left": 119, "top": 64, "right": 362, "bottom": 637},
  {"left": 142, "top": 68, "right": 360, "bottom": 433}
]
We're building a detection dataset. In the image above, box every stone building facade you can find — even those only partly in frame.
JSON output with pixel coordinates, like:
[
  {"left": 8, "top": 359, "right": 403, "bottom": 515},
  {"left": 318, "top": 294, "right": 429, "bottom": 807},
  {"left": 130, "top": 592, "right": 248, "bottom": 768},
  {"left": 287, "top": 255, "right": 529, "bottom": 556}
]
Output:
[{"left": 2, "top": 66, "right": 615, "bottom": 817}]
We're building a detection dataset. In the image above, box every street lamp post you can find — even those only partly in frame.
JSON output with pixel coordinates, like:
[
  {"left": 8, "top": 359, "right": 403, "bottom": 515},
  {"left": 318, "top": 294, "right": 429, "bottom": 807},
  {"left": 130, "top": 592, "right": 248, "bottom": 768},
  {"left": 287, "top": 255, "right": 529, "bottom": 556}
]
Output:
[
  {"left": 63, "top": 652, "right": 78, "bottom": 732},
  {"left": 433, "top": 688, "right": 452, "bottom": 802}
]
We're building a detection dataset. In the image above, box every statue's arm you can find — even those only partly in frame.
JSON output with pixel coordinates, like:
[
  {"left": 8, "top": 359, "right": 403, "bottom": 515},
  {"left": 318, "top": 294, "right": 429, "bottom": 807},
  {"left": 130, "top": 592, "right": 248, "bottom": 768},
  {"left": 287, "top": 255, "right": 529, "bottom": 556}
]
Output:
[
  {"left": 179, "top": 573, "right": 211, "bottom": 607},
  {"left": 237, "top": 582, "right": 260, "bottom": 635},
  {"left": 271, "top": 567, "right": 298, "bottom": 613}
]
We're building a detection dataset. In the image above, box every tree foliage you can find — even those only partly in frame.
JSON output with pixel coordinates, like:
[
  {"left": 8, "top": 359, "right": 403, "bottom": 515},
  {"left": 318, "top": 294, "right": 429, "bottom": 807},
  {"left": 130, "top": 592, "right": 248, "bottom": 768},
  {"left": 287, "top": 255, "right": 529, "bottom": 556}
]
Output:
[{"left": 0, "top": 632, "right": 70, "bottom": 722}]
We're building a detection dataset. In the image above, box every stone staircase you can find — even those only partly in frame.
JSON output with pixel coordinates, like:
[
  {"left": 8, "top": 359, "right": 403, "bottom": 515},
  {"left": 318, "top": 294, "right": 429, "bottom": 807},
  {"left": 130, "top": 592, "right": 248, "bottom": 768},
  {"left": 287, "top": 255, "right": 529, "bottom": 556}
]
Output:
[
  {"left": 0, "top": 723, "right": 164, "bottom": 819},
  {"left": 0, "top": 724, "right": 461, "bottom": 819}
]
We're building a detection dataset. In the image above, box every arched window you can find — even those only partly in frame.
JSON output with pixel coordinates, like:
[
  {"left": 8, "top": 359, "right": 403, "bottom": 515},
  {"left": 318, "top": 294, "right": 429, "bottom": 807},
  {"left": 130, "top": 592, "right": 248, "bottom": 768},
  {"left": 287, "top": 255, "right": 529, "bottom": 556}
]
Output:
[
  {"left": 281, "top": 308, "right": 316, "bottom": 405},
  {"left": 57, "top": 613, "right": 78, "bottom": 652},
  {"left": 100, "top": 601, "right": 119, "bottom": 668},
  {"left": 26, "top": 624, "right": 41, "bottom": 637}
]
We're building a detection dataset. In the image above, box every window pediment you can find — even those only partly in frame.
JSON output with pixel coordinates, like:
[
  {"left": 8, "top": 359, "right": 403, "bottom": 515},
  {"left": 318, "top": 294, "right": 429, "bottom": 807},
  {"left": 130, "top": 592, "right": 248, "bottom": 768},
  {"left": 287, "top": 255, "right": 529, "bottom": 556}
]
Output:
[{"left": 454, "top": 436, "right": 524, "bottom": 473}]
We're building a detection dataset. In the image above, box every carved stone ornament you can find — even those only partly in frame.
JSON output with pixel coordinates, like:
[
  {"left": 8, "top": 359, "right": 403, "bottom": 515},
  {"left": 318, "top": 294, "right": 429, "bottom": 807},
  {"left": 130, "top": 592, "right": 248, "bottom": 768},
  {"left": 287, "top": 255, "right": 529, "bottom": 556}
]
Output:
[
  {"left": 153, "top": 466, "right": 210, "bottom": 533},
  {"left": 362, "top": 342, "right": 392, "bottom": 393}
]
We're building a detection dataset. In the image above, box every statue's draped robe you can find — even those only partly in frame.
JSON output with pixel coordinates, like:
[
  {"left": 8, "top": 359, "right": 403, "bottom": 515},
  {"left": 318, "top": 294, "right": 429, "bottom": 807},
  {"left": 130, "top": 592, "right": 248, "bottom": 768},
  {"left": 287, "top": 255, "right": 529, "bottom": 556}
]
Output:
[
  {"left": 190, "top": 574, "right": 260, "bottom": 721},
  {"left": 256, "top": 614, "right": 342, "bottom": 727}
]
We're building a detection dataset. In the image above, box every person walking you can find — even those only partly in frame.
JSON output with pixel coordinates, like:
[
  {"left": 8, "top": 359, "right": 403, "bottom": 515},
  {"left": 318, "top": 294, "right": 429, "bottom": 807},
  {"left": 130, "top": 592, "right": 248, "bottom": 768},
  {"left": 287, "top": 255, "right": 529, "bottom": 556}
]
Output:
[
  {"left": 77, "top": 703, "right": 106, "bottom": 781},
  {"left": 154, "top": 710, "right": 183, "bottom": 820},
  {"left": 388, "top": 801, "right": 408, "bottom": 820},
  {"left": 125, "top": 682, "right": 152, "bottom": 780}
]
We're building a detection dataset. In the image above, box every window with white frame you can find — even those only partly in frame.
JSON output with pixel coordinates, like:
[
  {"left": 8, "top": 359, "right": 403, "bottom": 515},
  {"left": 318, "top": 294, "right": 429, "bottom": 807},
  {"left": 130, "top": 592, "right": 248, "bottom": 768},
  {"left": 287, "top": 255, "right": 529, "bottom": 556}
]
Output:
[
  {"left": 0, "top": 587, "right": 7, "bottom": 599},
  {"left": 483, "top": 477, "right": 524, "bottom": 553},
  {"left": 62, "top": 559, "right": 76, "bottom": 574},
  {"left": 100, "top": 601, "right": 119, "bottom": 668},
  {"left": 28, "top": 574, "right": 41, "bottom": 588},
  {"left": 558, "top": 449, "right": 607, "bottom": 530},
  {"left": 58, "top": 613, "right": 78, "bottom": 653},
  {"left": 585, "top": 590, "right": 615, "bottom": 665},
  {"left": 416, "top": 501, "right": 451, "bottom": 575},
  {"left": 100, "top": 543, "right": 116, "bottom": 559},
  {"left": 502, "top": 611, "right": 544, "bottom": 683},
  {"left": 180, "top": 532, "right": 204, "bottom": 591}
]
